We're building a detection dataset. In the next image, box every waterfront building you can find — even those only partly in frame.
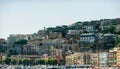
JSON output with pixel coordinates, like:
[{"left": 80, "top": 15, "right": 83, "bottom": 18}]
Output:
[
  {"left": 90, "top": 53, "right": 99, "bottom": 66},
  {"left": 117, "top": 49, "right": 120, "bottom": 66},
  {"left": 99, "top": 52, "right": 108, "bottom": 66},
  {"left": 65, "top": 52, "right": 84, "bottom": 65},
  {"left": 108, "top": 48, "right": 117, "bottom": 66}
]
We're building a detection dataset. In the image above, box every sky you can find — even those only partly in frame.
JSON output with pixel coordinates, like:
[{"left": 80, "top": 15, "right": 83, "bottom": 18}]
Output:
[{"left": 0, "top": 0, "right": 120, "bottom": 39}]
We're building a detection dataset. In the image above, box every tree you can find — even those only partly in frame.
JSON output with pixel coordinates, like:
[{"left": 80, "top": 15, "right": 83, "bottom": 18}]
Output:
[
  {"left": 115, "top": 38, "right": 120, "bottom": 45},
  {"left": 7, "top": 48, "right": 14, "bottom": 56},
  {"left": 102, "top": 26, "right": 116, "bottom": 33},
  {"left": 11, "top": 59, "right": 17, "bottom": 65},
  {"left": 102, "top": 27, "right": 110, "bottom": 33},
  {"left": 0, "top": 44, "right": 6, "bottom": 52},
  {"left": 47, "top": 58, "right": 57, "bottom": 65},
  {"left": 0, "top": 49, "right": 5, "bottom": 52},
  {"left": 95, "top": 23, "right": 100, "bottom": 32},
  {"left": 109, "top": 26, "right": 116, "bottom": 33},
  {"left": 44, "top": 59, "right": 48, "bottom": 65},
  {"left": 48, "top": 58, "right": 53, "bottom": 65},
  {"left": 22, "top": 58, "right": 30, "bottom": 65},
  {"left": 52, "top": 58, "right": 57, "bottom": 65},
  {"left": 18, "top": 59, "right": 22, "bottom": 65},
  {"left": 4, "top": 57, "right": 11, "bottom": 65},
  {"left": 15, "top": 39, "right": 27, "bottom": 45},
  {"left": 35, "top": 58, "right": 44, "bottom": 65},
  {"left": 116, "top": 43, "right": 120, "bottom": 47},
  {"left": 0, "top": 60, "right": 2, "bottom": 64}
]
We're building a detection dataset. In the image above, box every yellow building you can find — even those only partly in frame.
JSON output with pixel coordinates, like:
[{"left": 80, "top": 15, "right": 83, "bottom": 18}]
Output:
[
  {"left": 0, "top": 53, "right": 6, "bottom": 64},
  {"left": 108, "top": 47, "right": 117, "bottom": 66},
  {"left": 90, "top": 53, "right": 99, "bottom": 66},
  {"left": 117, "top": 49, "right": 120, "bottom": 66},
  {"left": 65, "top": 52, "right": 84, "bottom": 65}
]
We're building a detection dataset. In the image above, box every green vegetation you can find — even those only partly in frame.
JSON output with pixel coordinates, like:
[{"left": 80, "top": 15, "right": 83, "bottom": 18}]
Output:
[
  {"left": 35, "top": 58, "right": 44, "bottom": 65},
  {"left": 35, "top": 58, "right": 57, "bottom": 65},
  {"left": 0, "top": 49, "right": 6, "bottom": 52},
  {"left": 115, "top": 37, "right": 120, "bottom": 45},
  {"left": 47, "top": 26, "right": 68, "bottom": 37},
  {"left": 22, "top": 58, "right": 30, "bottom": 65},
  {"left": 0, "top": 60, "right": 2, "bottom": 64},
  {"left": 15, "top": 39, "right": 27, "bottom": 45},
  {"left": 3, "top": 57, "right": 58, "bottom": 65},
  {"left": 18, "top": 59, "right": 23, "bottom": 65},
  {"left": 1, "top": 18, "right": 120, "bottom": 65},
  {"left": 7, "top": 48, "right": 16, "bottom": 55},
  {"left": 102, "top": 26, "right": 116, "bottom": 33},
  {"left": 4, "top": 57, "right": 11, "bottom": 65},
  {"left": 11, "top": 59, "right": 17, "bottom": 65},
  {"left": 48, "top": 58, "right": 57, "bottom": 65}
]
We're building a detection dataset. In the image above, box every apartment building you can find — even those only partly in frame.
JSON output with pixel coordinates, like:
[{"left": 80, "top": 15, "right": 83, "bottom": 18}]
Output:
[
  {"left": 80, "top": 33, "right": 95, "bottom": 43},
  {"left": 65, "top": 52, "right": 84, "bottom": 65},
  {"left": 7, "top": 34, "right": 29, "bottom": 44},
  {"left": 108, "top": 48, "right": 117, "bottom": 66},
  {"left": 99, "top": 52, "right": 108, "bottom": 66},
  {"left": 117, "top": 49, "right": 120, "bottom": 66},
  {"left": 90, "top": 53, "right": 99, "bottom": 66}
]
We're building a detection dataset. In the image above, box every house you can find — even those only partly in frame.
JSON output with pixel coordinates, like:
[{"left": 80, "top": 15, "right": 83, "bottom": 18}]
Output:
[
  {"left": 65, "top": 52, "right": 84, "bottom": 65},
  {"left": 38, "top": 37, "right": 65, "bottom": 56},
  {"left": 7, "top": 34, "right": 29, "bottom": 44},
  {"left": 67, "top": 30, "right": 80, "bottom": 35},
  {"left": 14, "top": 44, "right": 23, "bottom": 54},
  {"left": 80, "top": 33, "right": 95, "bottom": 43},
  {"left": 117, "top": 49, "right": 120, "bottom": 66},
  {"left": 30, "top": 34, "right": 45, "bottom": 40},
  {"left": 37, "top": 29, "right": 46, "bottom": 37},
  {"left": 38, "top": 39, "right": 56, "bottom": 56},
  {"left": 116, "top": 24, "right": 120, "bottom": 32},
  {"left": 99, "top": 52, "right": 109, "bottom": 66},
  {"left": 48, "top": 32, "right": 60, "bottom": 39},
  {"left": 23, "top": 44, "right": 38, "bottom": 55},
  {"left": 90, "top": 53, "right": 99, "bottom": 66},
  {"left": 66, "top": 30, "right": 80, "bottom": 37},
  {"left": 108, "top": 48, "right": 117, "bottom": 66},
  {"left": 0, "top": 52, "right": 6, "bottom": 63},
  {"left": 82, "top": 21, "right": 96, "bottom": 33},
  {"left": 0, "top": 38, "right": 6, "bottom": 44},
  {"left": 0, "top": 44, "right": 9, "bottom": 52},
  {"left": 101, "top": 33, "right": 116, "bottom": 50},
  {"left": 83, "top": 52, "right": 91, "bottom": 65},
  {"left": 0, "top": 38, "right": 8, "bottom": 51},
  {"left": 100, "top": 19, "right": 111, "bottom": 31}
]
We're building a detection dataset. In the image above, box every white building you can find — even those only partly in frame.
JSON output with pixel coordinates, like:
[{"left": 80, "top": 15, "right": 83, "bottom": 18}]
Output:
[
  {"left": 99, "top": 52, "right": 108, "bottom": 66},
  {"left": 80, "top": 33, "right": 95, "bottom": 43},
  {"left": 23, "top": 44, "right": 38, "bottom": 55},
  {"left": 67, "top": 30, "right": 80, "bottom": 35},
  {"left": 7, "top": 34, "right": 29, "bottom": 44}
]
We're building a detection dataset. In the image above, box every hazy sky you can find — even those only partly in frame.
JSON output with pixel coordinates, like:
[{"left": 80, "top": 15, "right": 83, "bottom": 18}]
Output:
[{"left": 0, "top": 0, "right": 120, "bottom": 39}]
